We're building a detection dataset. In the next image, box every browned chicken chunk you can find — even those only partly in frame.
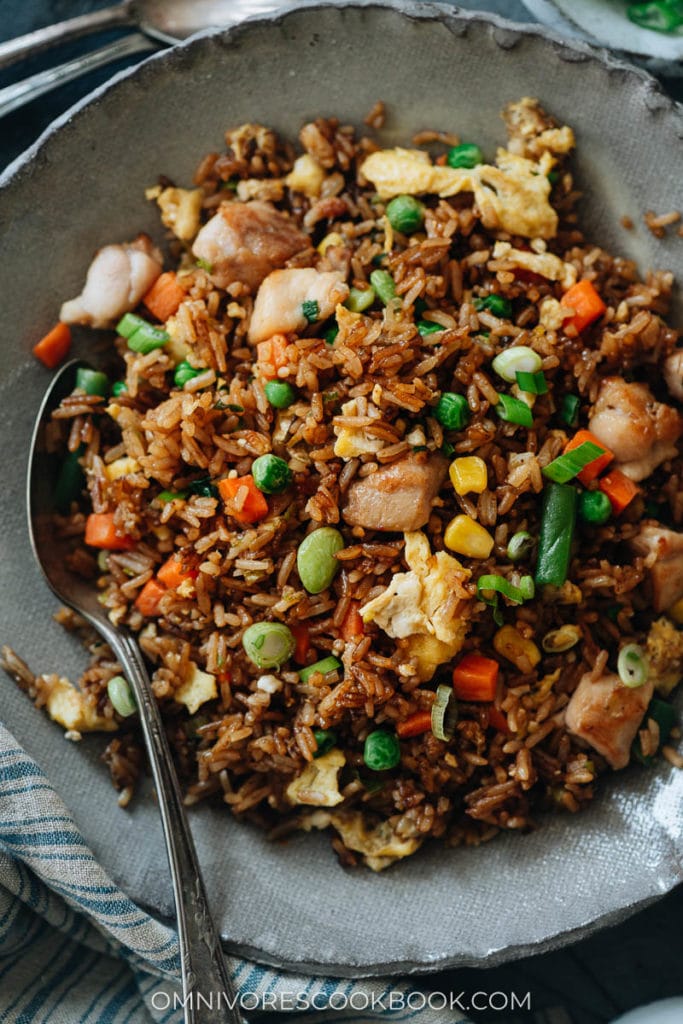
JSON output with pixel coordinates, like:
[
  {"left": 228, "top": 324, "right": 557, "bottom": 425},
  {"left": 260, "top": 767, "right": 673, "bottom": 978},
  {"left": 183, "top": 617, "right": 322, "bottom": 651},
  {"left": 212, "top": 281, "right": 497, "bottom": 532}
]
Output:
[
  {"left": 342, "top": 455, "right": 448, "bottom": 533},
  {"left": 565, "top": 670, "right": 653, "bottom": 770},
  {"left": 192, "top": 200, "right": 309, "bottom": 291},
  {"left": 631, "top": 525, "right": 683, "bottom": 612}
]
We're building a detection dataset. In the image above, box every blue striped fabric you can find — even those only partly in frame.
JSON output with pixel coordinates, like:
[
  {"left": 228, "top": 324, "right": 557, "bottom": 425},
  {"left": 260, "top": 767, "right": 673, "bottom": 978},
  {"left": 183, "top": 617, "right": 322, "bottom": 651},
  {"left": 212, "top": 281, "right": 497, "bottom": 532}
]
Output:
[{"left": 0, "top": 724, "right": 563, "bottom": 1023}]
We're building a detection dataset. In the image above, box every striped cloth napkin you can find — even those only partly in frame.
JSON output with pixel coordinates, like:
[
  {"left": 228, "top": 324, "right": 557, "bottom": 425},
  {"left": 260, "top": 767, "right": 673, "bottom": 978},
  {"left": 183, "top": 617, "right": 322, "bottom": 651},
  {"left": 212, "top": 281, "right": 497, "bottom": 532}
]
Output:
[{"left": 0, "top": 723, "right": 569, "bottom": 1023}]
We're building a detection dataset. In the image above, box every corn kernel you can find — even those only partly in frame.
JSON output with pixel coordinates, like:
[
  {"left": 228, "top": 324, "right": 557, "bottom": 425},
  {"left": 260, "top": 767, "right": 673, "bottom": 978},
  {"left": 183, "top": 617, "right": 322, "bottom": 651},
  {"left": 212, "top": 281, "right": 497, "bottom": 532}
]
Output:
[
  {"left": 668, "top": 596, "right": 683, "bottom": 625},
  {"left": 317, "top": 231, "right": 344, "bottom": 255},
  {"left": 449, "top": 456, "right": 488, "bottom": 496},
  {"left": 443, "top": 515, "right": 494, "bottom": 559},
  {"left": 494, "top": 625, "right": 541, "bottom": 670}
]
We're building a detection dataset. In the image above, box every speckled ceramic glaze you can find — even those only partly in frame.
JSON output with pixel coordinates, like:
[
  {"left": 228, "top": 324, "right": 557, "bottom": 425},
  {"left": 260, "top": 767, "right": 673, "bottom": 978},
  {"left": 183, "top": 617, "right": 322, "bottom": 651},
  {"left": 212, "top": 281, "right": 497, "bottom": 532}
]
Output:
[{"left": 1, "top": 0, "right": 682, "bottom": 976}]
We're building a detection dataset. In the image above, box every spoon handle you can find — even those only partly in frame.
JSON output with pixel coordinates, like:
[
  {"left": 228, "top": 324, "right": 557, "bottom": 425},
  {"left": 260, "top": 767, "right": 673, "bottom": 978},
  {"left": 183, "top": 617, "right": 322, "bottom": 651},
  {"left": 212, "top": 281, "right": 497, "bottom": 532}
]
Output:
[
  {"left": 0, "top": 3, "right": 134, "bottom": 70},
  {"left": 106, "top": 630, "right": 243, "bottom": 1024},
  {"left": 0, "top": 34, "right": 157, "bottom": 119}
]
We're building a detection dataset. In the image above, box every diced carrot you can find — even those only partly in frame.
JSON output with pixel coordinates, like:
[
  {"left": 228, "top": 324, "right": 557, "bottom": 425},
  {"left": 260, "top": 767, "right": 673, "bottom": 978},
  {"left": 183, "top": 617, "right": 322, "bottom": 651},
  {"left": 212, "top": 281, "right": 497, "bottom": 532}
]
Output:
[
  {"left": 135, "top": 578, "right": 167, "bottom": 616},
  {"left": 142, "top": 271, "right": 186, "bottom": 322},
  {"left": 396, "top": 709, "right": 433, "bottom": 739},
  {"left": 560, "top": 279, "right": 606, "bottom": 333},
  {"left": 256, "top": 334, "right": 289, "bottom": 380},
  {"left": 340, "top": 601, "right": 364, "bottom": 642},
  {"left": 84, "top": 513, "right": 134, "bottom": 551},
  {"left": 291, "top": 625, "right": 311, "bottom": 666},
  {"left": 599, "top": 469, "right": 639, "bottom": 515},
  {"left": 435, "top": 153, "right": 448, "bottom": 167},
  {"left": 486, "top": 705, "right": 510, "bottom": 735},
  {"left": 452, "top": 653, "right": 500, "bottom": 702},
  {"left": 33, "top": 322, "right": 72, "bottom": 369},
  {"left": 157, "top": 551, "right": 199, "bottom": 589},
  {"left": 564, "top": 429, "right": 614, "bottom": 485},
  {"left": 217, "top": 475, "right": 269, "bottom": 525}
]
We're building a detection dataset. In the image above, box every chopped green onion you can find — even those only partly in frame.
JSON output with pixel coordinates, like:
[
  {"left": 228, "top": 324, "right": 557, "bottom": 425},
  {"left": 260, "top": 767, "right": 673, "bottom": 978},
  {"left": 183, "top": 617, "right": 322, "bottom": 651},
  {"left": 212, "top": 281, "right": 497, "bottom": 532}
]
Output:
[
  {"left": 507, "top": 531, "right": 534, "bottom": 562},
  {"left": 54, "top": 444, "right": 85, "bottom": 513},
  {"left": 446, "top": 143, "right": 484, "bottom": 169},
  {"left": 312, "top": 729, "right": 338, "bottom": 758},
  {"left": 187, "top": 476, "right": 219, "bottom": 499},
  {"left": 542, "top": 441, "right": 606, "bottom": 484},
  {"left": 196, "top": 258, "right": 213, "bottom": 273},
  {"left": 441, "top": 441, "right": 455, "bottom": 458},
  {"left": 434, "top": 392, "right": 470, "bottom": 430},
  {"left": 627, "top": 1, "right": 683, "bottom": 34},
  {"left": 302, "top": 299, "right": 320, "bottom": 324},
  {"left": 491, "top": 345, "right": 542, "bottom": 383},
  {"left": 633, "top": 697, "right": 677, "bottom": 765},
  {"left": 516, "top": 370, "right": 547, "bottom": 395},
  {"left": 363, "top": 730, "right": 401, "bottom": 771},
  {"left": 495, "top": 393, "right": 534, "bottom": 428},
  {"left": 618, "top": 643, "right": 649, "bottom": 689},
  {"left": 174, "top": 360, "right": 201, "bottom": 388},
  {"left": 251, "top": 454, "right": 292, "bottom": 495},
  {"left": 535, "top": 482, "right": 577, "bottom": 587},
  {"left": 127, "top": 323, "right": 169, "bottom": 354},
  {"left": 474, "top": 294, "right": 512, "bottom": 319},
  {"left": 324, "top": 324, "right": 339, "bottom": 345},
  {"left": 264, "top": 380, "right": 297, "bottom": 409},
  {"left": 242, "top": 622, "right": 295, "bottom": 669},
  {"left": 107, "top": 675, "right": 136, "bottom": 717},
  {"left": 477, "top": 574, "right": 535, "bottom": 607},
  {"left": 369, "top": 269, "right": 398, "bottom": 306},
  {"left": 111, "top": 381, "right": 128, "bottom": 397},
  {"left": 299, "top": 655, "right": 342, "bottom": 683},
  {"left": 220, "top": 177, "right": 238, "bottom": 191},
  {"left": 297, "top": 527, "right": 344, "bottom": 594},
  {"left": 547, "top": 170, "right": 560, "bottom": 186},
  {"left": 560, "top": 394, "right": 581, "bottom": 427},
  {"left": 116, "top": 312, "right": 150, "bottom": 339},
  {"left": 606, "top": 603, "right": 622, "bottom": 623},
  {"left": 345, "top": 286, "right": 376, "bottom": 313},
  {"left": 385, "top": 194, "right": 425, "bottom": 234},
  {"left": 417, "top": 320, "right": 443, "bottom": 337},
  {"left": 579, "top": 489, "right": 612, "bottom": 526},
  {"left": 75, "top": 367, "right": 109, "bottom": 397},
  {"left": 431, "top": 684, "right": 458, "bottom": 741},
  {"left": 157, "top": 489, "right": 188, "bottom": 504}
]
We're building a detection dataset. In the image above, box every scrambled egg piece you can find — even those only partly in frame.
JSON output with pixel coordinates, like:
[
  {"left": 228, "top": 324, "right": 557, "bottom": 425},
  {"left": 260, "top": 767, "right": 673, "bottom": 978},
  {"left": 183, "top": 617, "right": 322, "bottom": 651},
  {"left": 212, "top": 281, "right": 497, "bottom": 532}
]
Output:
[
  {"left": 360, "top": 531, "right": 471, "bottom": 681},
  {"left": 153, "top": 186, "right": 203, "bottom": 241},
  {"left": 302, "top": 809, "right": 421, "bottom": 871},
  {"left": 539, "top": 296, "right": 567, "bottom": 331},
  {"left": 285, "top": 154, "right": 325, "bottom": 198},
  {"left": 333, "top": 398, "right": 385, "bottom": 459},
  {"left": 286, "top": 749, "right": 346, "bottom": 807},
  {"left": 45, "top": 676, "right": 117, "bottom": 734},
  {"left": 174, "top": 662, "right": 217, "bottom": 715},
  {"left": 360, "top": 147, "right": 559, "bottom": 239},
  {"left": 646, "top": 617, "right": 683, "bottom": 696},
  {"left": 104, "top": 456, "right": 141, "bottom": 482},
  {"left": 236, "top": 178, "right": 285, "bottom": 203},
  {"left": 163, "top": 308, "right": 193, "bottom": 365},
  {"left": 492, "top": 241, "right": 576, "bottom": 289},
  {"left": 503, "top": 97, "right": 575, "bottom": 159}
]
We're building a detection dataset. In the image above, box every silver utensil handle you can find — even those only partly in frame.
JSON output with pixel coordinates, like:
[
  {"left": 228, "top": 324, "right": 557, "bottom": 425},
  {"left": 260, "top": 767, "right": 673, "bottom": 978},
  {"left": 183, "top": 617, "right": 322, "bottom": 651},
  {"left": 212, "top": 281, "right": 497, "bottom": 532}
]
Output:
[
  {"left": 106, "top": 630, "right": 243, "bottom": 1024},
  {"left": 0, "top": 34, "right": 157, "bottom": 119},
  {"left": 0, "top": 3, "right": 133, "bottom": 69}
]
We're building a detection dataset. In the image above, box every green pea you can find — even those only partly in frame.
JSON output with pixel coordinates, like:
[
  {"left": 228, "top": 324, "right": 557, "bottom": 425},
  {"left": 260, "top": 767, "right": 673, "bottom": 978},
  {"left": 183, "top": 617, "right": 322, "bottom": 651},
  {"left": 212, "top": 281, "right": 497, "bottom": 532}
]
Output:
[
  {"left": 434, "top": 392, "right": 470, "bottom": 430},
  {"left": 252, "top": 454, "right": 292, "bottom": 494},
  {"left": 363, "top": 730, "right": 401, "bottom": 771},
  {"left": 345, "top": 287, "right": 376, "bottom": 313},
  {"left": 264, "top": 380, "right": 297, "bottom": 409},
  {"left": 386, "top": 194, "right": 425, "bottom": 234},
  {"left": 446, "top": 143, "right": 484, "bottom": 169},
  {"left": 297, "top": 527, "right": 344, "bottom": 594},
  {"left": 369, "top": 269, "right": 398, "bottom": 306},
  {"left": 579, "top": 489, "right": 612, "bottom": 526},
  {"left": 107, "top": 675, "right": 136, "bottom": 717},
  {"left": 174, "top": 360, "right": 201, "bottom": 388},
  {"left": 313, "top": 729, "right": 338, "bottom": 758},
  {"left": 242, "top": 621, "right": 295, "bottom": 669},
  {"left": 111, "top": 381, "right": 128, "bottom": 397}
]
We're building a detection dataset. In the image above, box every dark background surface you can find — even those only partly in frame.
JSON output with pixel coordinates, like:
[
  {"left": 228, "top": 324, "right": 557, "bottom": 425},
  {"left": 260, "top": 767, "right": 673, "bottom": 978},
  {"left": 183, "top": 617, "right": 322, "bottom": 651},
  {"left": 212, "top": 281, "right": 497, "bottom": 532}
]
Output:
[{"left": 2, "top": 3, "right": 682, "bottom": 1023}]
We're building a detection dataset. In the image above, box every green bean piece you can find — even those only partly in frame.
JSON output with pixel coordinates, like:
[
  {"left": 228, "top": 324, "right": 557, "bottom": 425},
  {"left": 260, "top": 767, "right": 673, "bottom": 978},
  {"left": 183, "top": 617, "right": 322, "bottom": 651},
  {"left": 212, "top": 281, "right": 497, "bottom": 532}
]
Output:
[
  {"left": 297, "top": 527, "right": 345, "bottom": 594},
  {"left": 534, "top": 482, "right": 577, "bottom": 587}
]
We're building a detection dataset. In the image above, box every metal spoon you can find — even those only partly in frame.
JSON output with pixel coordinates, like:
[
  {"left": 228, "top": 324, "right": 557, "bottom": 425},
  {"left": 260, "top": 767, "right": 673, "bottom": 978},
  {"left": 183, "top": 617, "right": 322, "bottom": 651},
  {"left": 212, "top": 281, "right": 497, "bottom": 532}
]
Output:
[
  {"left": 0, "top": 1, "right": 286, "bottom": 118},
  {"left": 27, "top": 359, "right": 243, "bottom": 1024}
]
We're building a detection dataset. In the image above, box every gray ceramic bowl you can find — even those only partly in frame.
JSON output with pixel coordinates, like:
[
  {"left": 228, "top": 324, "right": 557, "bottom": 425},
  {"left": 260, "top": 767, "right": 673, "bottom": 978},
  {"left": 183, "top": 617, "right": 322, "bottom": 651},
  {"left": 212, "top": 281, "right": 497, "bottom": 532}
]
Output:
[{"left": 1, "top": 0, "right": 682, "bottom": 976}]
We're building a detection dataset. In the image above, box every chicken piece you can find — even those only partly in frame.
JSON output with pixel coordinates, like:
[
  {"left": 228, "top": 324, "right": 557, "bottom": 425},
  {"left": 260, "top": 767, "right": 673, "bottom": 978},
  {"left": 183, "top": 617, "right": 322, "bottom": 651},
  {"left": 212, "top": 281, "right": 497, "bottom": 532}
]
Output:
[
  {"left": 301, "top": 809, "right": 422, "bottom": 871},
  {"left": 285, "top": 749, "right": 345, "bottom": 807},
  {"left": 565, "top": 670, "right": 653, "bottom": 770},
  {"left": 360, "top": 530, "right": 471, "bottom": 681},
  {"left": 174, "top": 662, "right": 217, "bottom": 715},
  {"left": 248, "top": 268, "right": 348, "bottom": 345},
  {"left": 631, "top": 525, "right": 683, "bottom": 612},
  {"left": 645, "top": 617, "right": 683, "bottom": 696},
  {"left": 588, "top": 377, "right": 683, "bottom": 482},
  {"left": 502, "top": 97, "right": 575, "bottom": 160},
  {"left": 191, "top": 200, "right": 308, "bottom": 291},
  {"left": 60, "top": 235, "right": 162, "bottom": 329},
  {"left": 664, "top": 350, "right": 683, "bottom": 403},
  {"left": 342, "top": 454, "right": 448, "bottom": 533}
]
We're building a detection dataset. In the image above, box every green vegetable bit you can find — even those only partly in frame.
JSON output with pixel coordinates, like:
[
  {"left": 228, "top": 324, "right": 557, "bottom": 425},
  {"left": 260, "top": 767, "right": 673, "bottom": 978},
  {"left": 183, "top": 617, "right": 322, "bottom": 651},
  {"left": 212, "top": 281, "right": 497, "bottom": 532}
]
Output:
[
  {"left": 618, "top": 643, "right": 649, "bottom": 689},
  {"left": 251, "top": 454, "right": 292, "bottom": 495},
  {"left": 264, "top": 380, "right": 297, "bottom": 409},
  {"left": 627, "top": 1, "right": 683, "bottom": 34},
  {"left": 417, "top": 320, "right": 443, "bottom": 337},
  {"left": 474, "top": 294, "right": 512, "bottom": 319},
  {"left": 516, "top": 370, "right": 547, "bottom": 395},
  {"left": 434, "top": 392, "right": 470, "bottom": 430},
  {"left": 157, "top": 489, "right": 188, "bottom": 504},
  {"left": 507, "top": 531, "right": 534, "bottom": 562},
  {"left": 127, "top": 322, "right": 169, "bottom": 354},
  {"left": 174, "top": 360, "right": 202, "bottom": 388},
  {"left": 495, "top": 393, "right": 534, "bottom": 428},
  {"left": 297, "top": 527, "right": 344, "bottom": 594},
  {"left": 242, "top": 621, "right": 295, "bottom": 669},
  {"left": 446, "top": 143, "right": 484, "bottom": 169},
  {"left": 312, "top": 729, "right": 338, "bottom": 758},
  {"left": 196, "top": 258, "right": 213, "bottom": 273},
  {"left": 560, "top": 394, "right": 581, "bottom": 427},
  {"left": 542, "top": 441, "right": 606, "bottom": 484},
  {"left": 385, "top": 194, "right": 425, "bottom": 234},
  {"left": 107, "top": 675, "right": 136, "bottom": 718},
  {"left": 111, "top": 381, "right": 128, "bottom": 397},
  {"left": 363, "top": 730, "right": 401, "bottom": 771},
  {"left": 299, "top": 656, "right": 343, "bottom": 683},
  {"left": 116, "top": 312, "right": 150, "bottom": 339},
  {"left": 535, "top": 482, "right": 577, "bottom": 587},
  {"left": 324, "top": 324, "right": 339, "bottom": 345},
  {"left": 579, "top": 489, "right": 612, "bottom": 526},
  {"left": 369, "top": 269, "right": 398, "bottom": 306},
  {"left": 76, "top": 367, "right": 109, "bottom": 397},
  {"left": 302, "top": 299, "right": 320, "bottom": 324},
  {"left": 187, "top": 476, "right": 219, "bottom": 499},
  {"left": 345, "top": 286, "right": 376, "bottom": 313},
  {"left": 54, "top": 444, "right": 85, "bottom": 513}
]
